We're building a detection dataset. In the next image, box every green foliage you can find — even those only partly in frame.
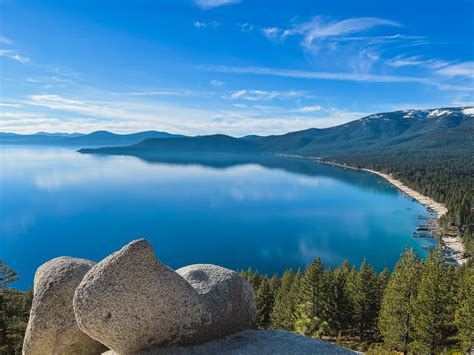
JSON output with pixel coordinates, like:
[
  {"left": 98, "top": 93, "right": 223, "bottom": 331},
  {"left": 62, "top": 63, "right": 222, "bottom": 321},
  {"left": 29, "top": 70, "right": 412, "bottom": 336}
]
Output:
[
  {"left": 270, "top": 269, "right": 294, "bottom": 330},
  {"left": 411, "top": 251, "right": 458, "bottom": 353},
  {"left": 0, "top": 260, "right": 32, "bottom": 355},
  {"left": 293, "top": 301, "right": 328, "bottom": 338},
  {"left": 255, "top": 277, "right": 273, "bottom": 329},
  {"left": 455, "top": 265, "right": 474, "bottom": 352},
  {"left": 379, "top": 248, "right": 420, "bottom": 353},
  {"left": 245, "top": 254, "right": 473, "bottom": 352}
]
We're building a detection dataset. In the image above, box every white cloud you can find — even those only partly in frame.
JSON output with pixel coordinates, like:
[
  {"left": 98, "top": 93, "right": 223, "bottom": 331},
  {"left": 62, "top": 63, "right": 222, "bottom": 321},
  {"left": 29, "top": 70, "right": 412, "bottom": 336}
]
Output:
[
  {"left": 194, "top": 0, "right": 240, "bottom": 9},
  {"left": 211, "top": 80, "right": 224, "bottom": 86},
  {"left": 193, "top": 21, "right": 219, "bottom": 29},
  {"left": 297, "top": 105, "right": 321, "bottom": 112},
  {"left": 386, "top": 55, "right": 448, "bottom": 69},
  {"left": 262, "top": 27, "right": 283, "bottom": 42},
  {"left": 0, "top": 49, "right": 30, "bottom": 63},
  {"left": 205, "top": 64, "right": 474, "bottom": 91},
  {"left": 263, "top": 16, "right": 400, "bottom": 49},
  {"left": 0, "top": 103, "right": 22, "bottom": 108},
  {"left": 225, "top": 89, "right": 307, "bottom": 101},
  {"left": 436, "top": 61, "right": 474, "bottom": 78}
]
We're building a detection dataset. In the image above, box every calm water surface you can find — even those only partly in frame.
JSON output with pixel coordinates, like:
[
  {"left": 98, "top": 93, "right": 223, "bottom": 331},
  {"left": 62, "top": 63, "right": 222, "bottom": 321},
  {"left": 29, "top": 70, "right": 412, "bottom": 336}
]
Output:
[{"left": 0, "top": 146, "right": 435, "bottom": 289}]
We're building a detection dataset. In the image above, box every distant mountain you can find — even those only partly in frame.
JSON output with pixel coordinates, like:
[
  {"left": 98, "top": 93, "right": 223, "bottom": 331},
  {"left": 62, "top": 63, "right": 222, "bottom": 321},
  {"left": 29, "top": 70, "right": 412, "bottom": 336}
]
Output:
[
  {"left": 79, "top": 134, "right": 258, "bottom": 154},
  {"left": 257, "top": 107, "right": 474, "bottom": 155},
  {"left": 80, "top": 107, "right": 474, "bottom": 157},
  {"left": 0, "top": 130, "right": 185, "bottom": 146}
]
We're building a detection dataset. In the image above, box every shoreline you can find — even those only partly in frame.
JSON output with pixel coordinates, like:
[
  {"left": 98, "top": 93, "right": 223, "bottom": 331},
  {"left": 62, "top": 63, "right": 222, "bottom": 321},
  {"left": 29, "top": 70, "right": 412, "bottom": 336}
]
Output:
[{"left": 277, "top": 155, "right": 467, "bottom": 265}]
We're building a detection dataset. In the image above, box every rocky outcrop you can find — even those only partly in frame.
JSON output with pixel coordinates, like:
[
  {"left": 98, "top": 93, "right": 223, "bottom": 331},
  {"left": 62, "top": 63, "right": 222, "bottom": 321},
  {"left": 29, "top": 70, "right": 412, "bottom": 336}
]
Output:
[
  {"left": 177, "top": 264, "right": 256, "bottom": 340},
  {"left": 102, "top": 329, "right": 355, "bottom": 354},
  {"left": 24, "top": 239, "right": 350, "bottom": 355},
  {"left": 73, "top": 239, "right": 208, "bottom": 354},
  {"left": 73, "top": 240, "right": 256, "bottom": 354},
  {"left": 22, "top": 257, "right": 106, "bottom": 355}
]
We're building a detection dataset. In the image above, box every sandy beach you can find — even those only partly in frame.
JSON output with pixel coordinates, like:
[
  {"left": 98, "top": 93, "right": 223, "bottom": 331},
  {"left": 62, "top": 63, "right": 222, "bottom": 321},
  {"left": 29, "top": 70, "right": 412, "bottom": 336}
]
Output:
[{"left": 317, "top": 160, "right": 467, "bottom": 265}]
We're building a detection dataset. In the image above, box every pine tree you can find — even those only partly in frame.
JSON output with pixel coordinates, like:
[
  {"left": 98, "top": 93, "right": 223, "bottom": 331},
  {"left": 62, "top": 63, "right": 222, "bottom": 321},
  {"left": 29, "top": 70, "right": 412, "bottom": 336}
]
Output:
[
  {"left": 255, "top": 277, "right": 273, "bottom": 329},
  {"left": 270, "top": 269, "right": 294, "bottom": 330},
  {"left": 294, "top": 301, "right": 329, "bottom": 338},
  {"left": 299, "top": 258, "right": 325, "bottom": 320},
  {"left": 352, "top": 258, "right": 379, "bottom": 340},
  {"left": 412, "top": 251, "right": 457, "bottom": 353},
  {"left": 379, "top": 248, "right": 420, "bottom": 353},
  {"left": 269, "top": 274, "right": 281, "bottom": 300},
  {"left": 454, "top": 265, "right": 474, "bottom": 352},
  {"left": 325, "top": 266, "right": 353, "bottom": 335}
]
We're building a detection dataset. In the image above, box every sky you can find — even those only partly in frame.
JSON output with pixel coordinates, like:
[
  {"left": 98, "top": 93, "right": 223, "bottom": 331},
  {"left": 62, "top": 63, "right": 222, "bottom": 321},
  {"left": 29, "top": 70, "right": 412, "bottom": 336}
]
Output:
[{"left": 0, "top": 0, "right": 473, "bottom": 136}]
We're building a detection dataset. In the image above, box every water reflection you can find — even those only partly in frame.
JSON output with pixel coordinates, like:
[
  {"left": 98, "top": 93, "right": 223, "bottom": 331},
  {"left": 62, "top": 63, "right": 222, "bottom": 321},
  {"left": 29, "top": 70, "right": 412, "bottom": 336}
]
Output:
[{"left": 0, "top": 146, "right": 434, "bottom": 289}]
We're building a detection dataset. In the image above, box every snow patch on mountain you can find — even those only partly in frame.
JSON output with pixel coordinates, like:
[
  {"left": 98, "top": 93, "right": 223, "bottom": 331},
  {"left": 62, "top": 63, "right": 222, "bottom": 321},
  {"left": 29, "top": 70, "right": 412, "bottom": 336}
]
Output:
[
  {"left": 462, "top": 107, "right": 474, "bottom": 116},
  {"left": 428, "top": 109, "right": 452, "bottom": 118}
]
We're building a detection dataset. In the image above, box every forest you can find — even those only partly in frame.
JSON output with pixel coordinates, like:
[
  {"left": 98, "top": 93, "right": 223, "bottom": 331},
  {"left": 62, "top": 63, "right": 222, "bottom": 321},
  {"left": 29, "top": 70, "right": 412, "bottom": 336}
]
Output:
[{"left": 241, "top": 249, "right": 473, "bottom": 353}]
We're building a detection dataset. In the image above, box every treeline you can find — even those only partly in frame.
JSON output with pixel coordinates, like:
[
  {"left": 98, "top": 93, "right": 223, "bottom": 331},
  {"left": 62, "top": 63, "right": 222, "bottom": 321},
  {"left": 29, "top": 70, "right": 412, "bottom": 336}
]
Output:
[
  {"left": 241, "top": 249, "right": 474, "bottom": 353},
  {"left": 0, "top": 261, "right": 32, "bottom": 354},
  {"left": 328, "top": 152, "right": 474, "bottom": 256}
]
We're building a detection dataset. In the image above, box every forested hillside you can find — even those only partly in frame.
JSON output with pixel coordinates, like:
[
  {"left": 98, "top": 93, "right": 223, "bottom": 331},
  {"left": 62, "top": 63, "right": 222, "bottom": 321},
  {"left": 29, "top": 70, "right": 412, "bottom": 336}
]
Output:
[{"left": 241, "top": 249, "right": 474, "bottom": 353}]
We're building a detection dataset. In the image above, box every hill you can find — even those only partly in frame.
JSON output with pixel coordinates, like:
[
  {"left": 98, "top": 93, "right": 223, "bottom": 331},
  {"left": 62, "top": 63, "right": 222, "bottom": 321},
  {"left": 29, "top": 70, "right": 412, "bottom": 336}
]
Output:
[{"left": 0, "top": 130, "right": 184, "bottom": 146}]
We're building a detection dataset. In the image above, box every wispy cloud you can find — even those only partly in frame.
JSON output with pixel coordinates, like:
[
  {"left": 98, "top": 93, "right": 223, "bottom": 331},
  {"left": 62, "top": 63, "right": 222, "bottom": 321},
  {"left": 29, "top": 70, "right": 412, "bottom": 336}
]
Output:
[
  {"left": 211, "top": 80, "right": 224, "bottom": 86},
  {"left": 262, "top": 27, "right": 283, "bottom": 42},
  {"left": 386, "top": 55, "right": 448, "bottom": 69},
  {"left": 224, "top": 89, "right": 308, "bottom": 101},
  {"left": 263, "top": 16, "right": 400, "bottom": 50},
  {"left": 0, "top": 49, "right": 30, "bottom": 63},
  {"left": 297, "top": 105, "right": 321, "bottom": 112},
  {"left": 205, "top": 65, "right": 474, "bottom": 91},
  {"left": 193, "top": 21, "right": 220, "bottom": 29},
  {"left": 436, "top": 61, "right": 474, "bottom": 78},
  {"left": 194, "top": 0, "right": 240, "bottom": 9}
]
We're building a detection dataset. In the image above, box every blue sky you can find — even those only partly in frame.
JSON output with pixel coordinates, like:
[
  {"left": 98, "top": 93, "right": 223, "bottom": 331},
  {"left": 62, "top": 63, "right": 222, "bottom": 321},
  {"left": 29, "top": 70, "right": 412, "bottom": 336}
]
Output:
[{"left": 1, "top": 0, "right": 473, "bottom": 135}]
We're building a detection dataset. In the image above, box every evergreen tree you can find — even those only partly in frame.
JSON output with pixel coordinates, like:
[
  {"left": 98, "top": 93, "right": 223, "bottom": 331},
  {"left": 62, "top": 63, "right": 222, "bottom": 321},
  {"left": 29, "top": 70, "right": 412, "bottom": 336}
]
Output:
[
  {"left": 379, "top": 248, "right": 420, "bottom": 353},
  {"left": 294, "top": 301, "right": 329, "bottom": 338},
  {"left": 270, "top": 269, "right": 294, "bottom": 330},
  {"left": 412, "top": 251, "right": 457, "bottom": 353},
  {"left": 325, "top": 266, "right": 353, "bottom": 335},
  {"left": 352, "top": 259, "right": 379, "bottom": 340},
  {"left": 299, "top": 258, "right": 325, "bottom": 320},
  {"left": 269, "top": 274, "right": 281, "bottom": 300},
  {"left": 255, "top": 277, "right": 273, "bottom": 329},
  {"left": 454, "top": 265, "right": 474, "bottom": 352}
]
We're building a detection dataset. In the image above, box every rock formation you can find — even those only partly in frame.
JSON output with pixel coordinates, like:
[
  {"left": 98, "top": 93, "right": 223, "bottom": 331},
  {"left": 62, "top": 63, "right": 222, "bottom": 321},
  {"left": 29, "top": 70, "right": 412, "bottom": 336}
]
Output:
[
  {"left": 22, "top": 257, "right": 107, "bottom": 355},
  {"left": 23, "top": 239, "right": 352, "bottom": 354},
  {"left": 177, "top": 264, "right": 256, "bottom": 340}
]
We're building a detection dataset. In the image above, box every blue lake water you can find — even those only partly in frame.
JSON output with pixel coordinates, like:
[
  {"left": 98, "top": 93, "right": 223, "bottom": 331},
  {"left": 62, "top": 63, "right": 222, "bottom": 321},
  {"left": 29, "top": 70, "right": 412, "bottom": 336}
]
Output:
[{"left": 0, "top": 146, "right": 436, "bottom": 289}]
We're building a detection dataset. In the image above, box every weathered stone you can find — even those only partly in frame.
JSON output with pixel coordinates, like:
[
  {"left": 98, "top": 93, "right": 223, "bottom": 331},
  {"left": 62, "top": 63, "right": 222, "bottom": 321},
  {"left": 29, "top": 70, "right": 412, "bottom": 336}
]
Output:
[
  {"left": 102, "top": 329, "right": 355, "bottom": 354},
  {"left": 176, "top": 264, "right": 256, "bottom": 340},
  {"left": 23, "top": 257, "right": 106, "bottom": 355},
  {"left": 73, "top": 239, "right": 209, "bottom": 354}
]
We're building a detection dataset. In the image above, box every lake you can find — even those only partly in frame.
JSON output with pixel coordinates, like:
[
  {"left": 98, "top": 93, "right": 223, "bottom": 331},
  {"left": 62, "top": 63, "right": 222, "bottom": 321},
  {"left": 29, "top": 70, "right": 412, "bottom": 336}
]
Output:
[{"left": 0, "top": 146, "right": 435, "bottom": 289}]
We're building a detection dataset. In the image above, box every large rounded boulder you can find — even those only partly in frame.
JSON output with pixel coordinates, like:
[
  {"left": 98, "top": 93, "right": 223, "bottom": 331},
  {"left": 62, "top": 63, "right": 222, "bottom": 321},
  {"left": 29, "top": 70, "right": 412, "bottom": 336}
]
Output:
[
  {"left": 23, "top": 257, "right": 106, "bottom": 355},
  {"left": 177, "top": 264, "right": 256, "bottom": 340},
  {"left": 72, "top": 239, "right": 208, "bottom": 354}
]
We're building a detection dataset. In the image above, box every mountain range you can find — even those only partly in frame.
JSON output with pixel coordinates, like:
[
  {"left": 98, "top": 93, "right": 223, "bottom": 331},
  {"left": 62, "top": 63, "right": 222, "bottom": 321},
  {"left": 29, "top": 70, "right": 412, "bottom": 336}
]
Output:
[
  {"left": 77, "top": 107, "right": 473, "bottom": 157},
  {"left": 0, "top": 130, "right": 183, "bottom": 147}
]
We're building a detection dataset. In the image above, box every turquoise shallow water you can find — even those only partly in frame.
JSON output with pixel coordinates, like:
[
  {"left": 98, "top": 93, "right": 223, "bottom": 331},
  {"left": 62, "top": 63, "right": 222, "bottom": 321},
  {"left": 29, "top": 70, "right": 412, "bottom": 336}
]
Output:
[{"left": 0, "top": 146, "right": 435, "bottom": 289}]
